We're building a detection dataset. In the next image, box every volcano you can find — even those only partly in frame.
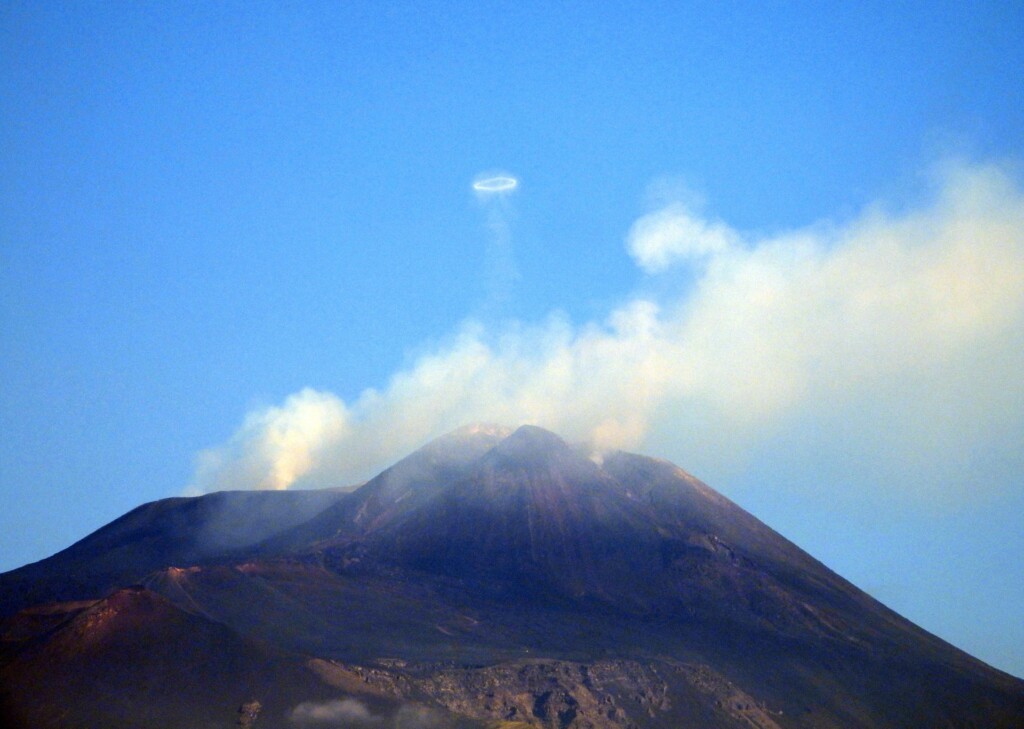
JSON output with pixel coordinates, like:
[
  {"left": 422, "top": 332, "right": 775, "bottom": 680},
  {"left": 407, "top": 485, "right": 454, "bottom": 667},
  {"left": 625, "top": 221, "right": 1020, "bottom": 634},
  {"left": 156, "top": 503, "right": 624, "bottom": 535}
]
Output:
[{"left": 2, "top": 424, "right": 1022, "bottom": 728}]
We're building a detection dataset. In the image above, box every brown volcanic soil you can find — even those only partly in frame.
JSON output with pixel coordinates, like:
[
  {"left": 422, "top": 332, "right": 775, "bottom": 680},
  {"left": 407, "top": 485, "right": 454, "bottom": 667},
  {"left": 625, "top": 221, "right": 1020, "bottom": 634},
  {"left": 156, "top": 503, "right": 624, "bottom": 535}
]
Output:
[
  {"left": 0, "top": 586, "right": 316, "bottom": 728},
  {"left": 0, "top": 587, "right": 475, "bottom": 729},
  {"left": 1, "top": 424, "right": 1023, "bottom": 728}
]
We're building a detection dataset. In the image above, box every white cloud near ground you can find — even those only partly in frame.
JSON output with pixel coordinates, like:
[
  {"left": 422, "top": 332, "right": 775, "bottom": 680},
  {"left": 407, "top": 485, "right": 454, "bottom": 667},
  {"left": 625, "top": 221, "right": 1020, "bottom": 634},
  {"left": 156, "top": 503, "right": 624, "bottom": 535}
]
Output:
[
  {"left": 189, "top": 160, "right": 1024, "bottom": 506},
  {"left": 289, "top": 698, "right": 378, "bottom": 726},
  {"left": 287, "top": 698, "right": 443, "bottom": 728},
  {"left": 188, "top": 388, "right": 350, "bottom": 492}
]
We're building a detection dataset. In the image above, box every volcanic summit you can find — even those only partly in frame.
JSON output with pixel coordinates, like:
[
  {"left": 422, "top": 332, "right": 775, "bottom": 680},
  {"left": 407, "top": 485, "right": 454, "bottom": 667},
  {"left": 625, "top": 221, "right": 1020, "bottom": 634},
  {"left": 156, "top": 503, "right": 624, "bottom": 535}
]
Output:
[{"left": 1, "top": 425, "right": 1021, "bottom": 728}]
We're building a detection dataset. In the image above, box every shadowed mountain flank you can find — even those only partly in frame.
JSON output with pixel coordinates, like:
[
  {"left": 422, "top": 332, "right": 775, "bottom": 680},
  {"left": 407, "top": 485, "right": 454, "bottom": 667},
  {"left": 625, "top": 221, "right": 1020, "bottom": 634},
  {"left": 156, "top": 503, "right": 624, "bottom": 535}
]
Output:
[
  {"left": 0, "top": 488, "right": 349, "bottom": 617},
  {"left": 2, "top": 424, "right": 1022, "bottom": 728}
]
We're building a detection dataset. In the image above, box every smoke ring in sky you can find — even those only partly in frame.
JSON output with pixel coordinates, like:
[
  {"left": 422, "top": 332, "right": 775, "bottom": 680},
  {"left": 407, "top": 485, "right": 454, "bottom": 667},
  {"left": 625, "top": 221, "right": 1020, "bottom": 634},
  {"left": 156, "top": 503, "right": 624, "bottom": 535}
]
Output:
[
  {"left": 473, "top": 175, "right": 518, "bottom": 193},
  {"left": 192, "top": 161, "right": 1024, "bottom": 511}
]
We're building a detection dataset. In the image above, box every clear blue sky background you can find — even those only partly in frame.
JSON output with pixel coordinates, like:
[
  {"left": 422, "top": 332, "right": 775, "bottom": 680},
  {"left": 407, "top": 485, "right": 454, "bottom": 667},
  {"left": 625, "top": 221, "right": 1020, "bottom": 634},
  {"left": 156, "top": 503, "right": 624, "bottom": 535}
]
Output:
[{"left": 2, "top": 2, "right": 1023, "bottom": 677}]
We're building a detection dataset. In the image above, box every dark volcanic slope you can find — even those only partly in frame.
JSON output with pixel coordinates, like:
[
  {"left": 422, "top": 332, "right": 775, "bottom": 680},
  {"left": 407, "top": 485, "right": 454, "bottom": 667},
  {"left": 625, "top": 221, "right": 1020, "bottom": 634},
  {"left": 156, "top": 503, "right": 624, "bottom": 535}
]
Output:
[
  {"left": 261, "top": 422, "right": 513, "bottom": 549},
  {"left": 0, "top": 487, "right": 348, "bottom": 617},
  {"left": 1, "top": 424, "right": 1022, "bottom": 729}
]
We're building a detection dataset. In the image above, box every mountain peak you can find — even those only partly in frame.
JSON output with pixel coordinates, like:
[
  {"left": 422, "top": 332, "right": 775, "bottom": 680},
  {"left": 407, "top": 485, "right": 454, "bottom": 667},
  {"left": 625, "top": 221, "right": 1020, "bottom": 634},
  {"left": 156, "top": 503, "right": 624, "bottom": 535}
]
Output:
[
  {"left": 485, "top": 424, "right": 573, "bottom": 463},
  {"left": 444, "top": 422, "right": 513, "bottom": 440},
  {"left": 4, "top": 425, "right": 1023, "bottom": 728},
  {"left": 411, "top": 423, "right": 513, "bottom": 462}
]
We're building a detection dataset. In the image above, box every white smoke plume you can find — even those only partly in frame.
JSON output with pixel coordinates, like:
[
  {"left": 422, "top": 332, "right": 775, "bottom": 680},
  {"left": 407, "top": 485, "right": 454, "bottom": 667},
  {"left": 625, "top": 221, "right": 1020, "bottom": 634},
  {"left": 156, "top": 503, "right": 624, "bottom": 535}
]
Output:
[
  {"left": 627, "top": 201, "right": 739, "bottom": 272},
  {"left": 190, "top": 160, "right": 1024, "bottom": 506},
  {"left": 188, "top": 388, "right": 350, "bottom": 493},
  {"left": 473, "top": 170, "right": 521, "bottom": 312},
  {"left": 289, "top": 698, "right": 379, "bottom": 726},
  {"left": 287, "top": 698, "right": 444, "bottom": 728}
]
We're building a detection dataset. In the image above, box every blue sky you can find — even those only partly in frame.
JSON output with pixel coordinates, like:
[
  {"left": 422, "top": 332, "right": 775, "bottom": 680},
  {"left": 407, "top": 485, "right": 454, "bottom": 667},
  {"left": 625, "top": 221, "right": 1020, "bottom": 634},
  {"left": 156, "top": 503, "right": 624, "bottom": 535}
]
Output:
[{"left": 2, "top": 2, "right": 1023, "bottom": 677}]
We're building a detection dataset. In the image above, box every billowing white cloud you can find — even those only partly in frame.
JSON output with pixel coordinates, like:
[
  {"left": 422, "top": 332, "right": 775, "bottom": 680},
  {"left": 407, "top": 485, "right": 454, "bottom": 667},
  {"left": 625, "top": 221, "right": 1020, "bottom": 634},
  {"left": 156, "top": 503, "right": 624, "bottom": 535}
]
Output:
[
  {"left": 190, "top": 161, "right": 1024, "bottom": 506},
  {"left": 626, "top": 202, "right": 739, "bottom": 272},
  {"left": 188, "top": 388, "right": 350, "bottom": 493}
]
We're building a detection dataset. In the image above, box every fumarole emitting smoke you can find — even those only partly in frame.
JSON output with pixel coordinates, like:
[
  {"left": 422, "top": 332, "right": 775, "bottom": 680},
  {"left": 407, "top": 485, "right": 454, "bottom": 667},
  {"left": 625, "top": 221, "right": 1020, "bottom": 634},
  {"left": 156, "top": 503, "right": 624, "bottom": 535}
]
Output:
[{"left": 189, "top": 160, "right": 1024, "bottom": 508}]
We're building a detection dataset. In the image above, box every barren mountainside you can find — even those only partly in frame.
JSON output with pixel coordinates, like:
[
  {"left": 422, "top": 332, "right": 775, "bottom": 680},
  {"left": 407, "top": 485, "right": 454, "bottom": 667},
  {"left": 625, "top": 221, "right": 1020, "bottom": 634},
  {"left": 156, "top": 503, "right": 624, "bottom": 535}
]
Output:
[{"left": 1, "top": 425, "right": 1022, "bottom": 728}]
